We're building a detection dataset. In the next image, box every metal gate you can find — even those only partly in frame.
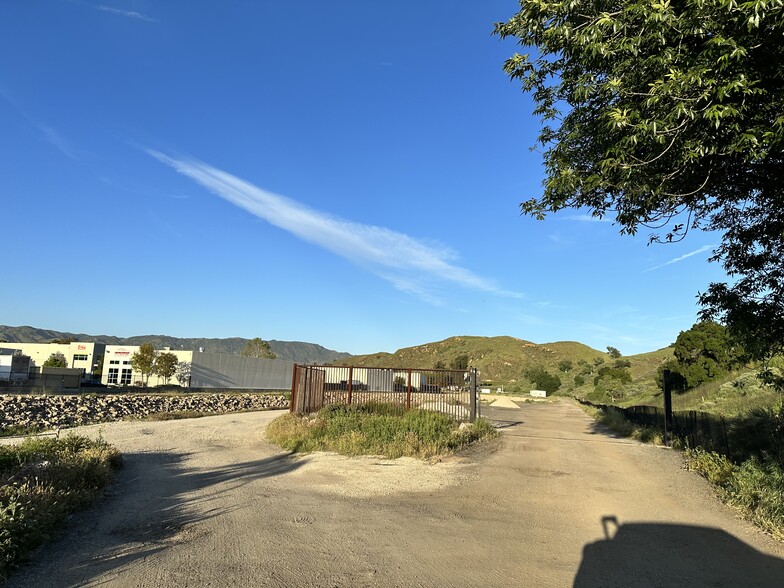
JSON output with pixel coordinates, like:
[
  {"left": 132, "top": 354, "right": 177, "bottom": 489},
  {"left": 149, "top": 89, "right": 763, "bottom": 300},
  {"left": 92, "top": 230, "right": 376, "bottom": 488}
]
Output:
[{"left": 290, "top": 364, "right": 479, "bottom": 422}]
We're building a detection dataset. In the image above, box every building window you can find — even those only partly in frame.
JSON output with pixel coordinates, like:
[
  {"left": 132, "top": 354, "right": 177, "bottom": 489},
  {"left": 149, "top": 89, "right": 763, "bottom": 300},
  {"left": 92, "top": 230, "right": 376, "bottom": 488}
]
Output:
[
  {"left": 122, "top": 360, "right": 131, "bottom": 365},
  {"left": 73, "top": 354, "right": 88, "bottom": 361},
  {"left": 109, "top": 360, "right": 120, "bottom": 365},
  {"left": 108, "top": 368, "right": 119, "bottom": 384},
  {"left": 120, "top": 369, "right": 132, "bottom": 385}
]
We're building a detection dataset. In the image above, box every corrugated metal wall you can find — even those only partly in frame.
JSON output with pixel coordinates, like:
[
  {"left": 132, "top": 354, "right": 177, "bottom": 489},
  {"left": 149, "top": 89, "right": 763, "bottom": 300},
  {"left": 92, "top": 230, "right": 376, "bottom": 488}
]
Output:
[{"left": 190, "top": 353, "right": 294, "bottom": 390}]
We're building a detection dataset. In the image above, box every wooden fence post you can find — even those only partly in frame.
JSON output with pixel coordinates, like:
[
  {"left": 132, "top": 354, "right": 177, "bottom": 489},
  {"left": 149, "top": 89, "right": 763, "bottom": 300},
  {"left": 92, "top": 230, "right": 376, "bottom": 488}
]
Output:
[{"left": 663, "top": 369, "right": 673, "bottom": 447}]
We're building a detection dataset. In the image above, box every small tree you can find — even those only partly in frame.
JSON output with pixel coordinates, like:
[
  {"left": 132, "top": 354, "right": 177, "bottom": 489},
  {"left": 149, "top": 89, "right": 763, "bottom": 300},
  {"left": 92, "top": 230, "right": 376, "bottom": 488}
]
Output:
[
  {"left": 93, "top": 355, "right": 104, "bottom": 378},
  {"left": 558, "top": 360, "right": 573, "bottom": 373},
  {"left": 434, "top": 360, "right": 446, "bottom": 369},
  {"left": 607, "top": 347, "right": 622, "bottom": 359},
  {"left": 241, "top": 337, "right": 276, "bottom": 359},
  {"left": 175, "top": 361, "right": 191, "bottom": 387},
  {"left": 524, "top": 365, "right": 562, "bottom": 395},
  {"left": 154, "top": 352, "right": 179, "bottom": 385},
  {"left": 131, "top": 343, "right": 157, "bottom": 386},
  {"left": 43, "top": 352, "right": 68, "bottom": 368},
  {"left": 594, "top": 366, "right": 633, "bottom": 387},
  {"left": 669, "top": 321, "right": 745, "bottom": 389},
  {"left": 450, "top": 354, "right": 469, "bottom": 370}
]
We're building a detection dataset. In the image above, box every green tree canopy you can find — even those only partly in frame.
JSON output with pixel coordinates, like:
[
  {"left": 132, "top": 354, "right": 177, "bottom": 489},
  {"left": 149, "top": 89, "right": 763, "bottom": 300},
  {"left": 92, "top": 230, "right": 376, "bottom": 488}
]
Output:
[
  {"left": 241, "top": 338, "right": 276, "bottom": 359},
  {"left": 606, "top": 347, "right": 622, "bottom": 359},
  {"left": 594, "top": 366, "right": 633, "bottom": 388},
  {"left": 450, "top": 354, "right": 470, "bottom": 370},
  {"left": 43, "top": 352, "right": 68, "bottom": 368},
  {"left": 154, "top": 352, "right": 179, "bottom": 385},
  {"left": 669, "top": 321, "right": 744, "bottom": 388},
  {"left": 175, "top": 361, "right": 191, "bottom": 387},
  {"left": 524, "top": 365, "right": 562, "bottom": 395},
  {"left": 495, "top": 1, "right": 784, "bottom": 360},
  {"left": 131, "top": 343, "right": 157, "bottom": 386}
]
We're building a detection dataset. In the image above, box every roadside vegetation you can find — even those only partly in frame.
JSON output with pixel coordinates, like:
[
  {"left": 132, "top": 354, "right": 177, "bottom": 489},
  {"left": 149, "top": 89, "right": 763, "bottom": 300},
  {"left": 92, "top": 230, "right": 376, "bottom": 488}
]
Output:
[
  {"left": 586, "top": 400, "right": 784, "bottom": 540},
  {"left": 266, "top": 402, "right": 498, "bottom": 459},
  {"left": 0, "top": 435, "right": 122, "bottom": 578}
]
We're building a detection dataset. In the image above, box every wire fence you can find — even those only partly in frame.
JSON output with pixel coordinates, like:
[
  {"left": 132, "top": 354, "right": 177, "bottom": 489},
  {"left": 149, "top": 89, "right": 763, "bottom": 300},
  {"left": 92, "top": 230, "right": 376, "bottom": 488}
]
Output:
[
  {"left": 577, "top": 399, "right": 732, "bottom": 455},
  {"left": 291, "top": 365, "right": 479, "bottom": 422}
]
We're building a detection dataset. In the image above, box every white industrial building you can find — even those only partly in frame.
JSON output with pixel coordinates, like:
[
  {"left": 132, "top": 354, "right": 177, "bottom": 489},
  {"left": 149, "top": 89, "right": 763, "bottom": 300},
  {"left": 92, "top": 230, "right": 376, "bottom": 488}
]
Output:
[
  {"left": 0, "top": 341, "right": 293, "bottom": 390},
  {"left": 0, "top": 341, "right": 105, "bottom": 378},
  {"left": 101, "top": 345, "right": 194, "bottom": 386}
]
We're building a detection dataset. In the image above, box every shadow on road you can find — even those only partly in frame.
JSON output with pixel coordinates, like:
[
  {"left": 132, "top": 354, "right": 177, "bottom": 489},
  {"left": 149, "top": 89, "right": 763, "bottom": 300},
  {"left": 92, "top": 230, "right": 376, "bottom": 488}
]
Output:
[
  {"left": 574, "top": 515, "right": 784, "bottom": 587},
  {"left": 8, "top": 449, "right": 306, "bottom": 587},
  {"left": 482, "top": 405, "right": 524, "bottom": 429}
]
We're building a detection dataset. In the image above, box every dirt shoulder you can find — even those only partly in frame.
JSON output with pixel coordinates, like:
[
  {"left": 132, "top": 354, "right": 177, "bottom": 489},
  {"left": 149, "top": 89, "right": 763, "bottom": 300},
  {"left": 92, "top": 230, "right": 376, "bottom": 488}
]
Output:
[{"left": 8, "top": 402, "right": 784, "bottom": 587}]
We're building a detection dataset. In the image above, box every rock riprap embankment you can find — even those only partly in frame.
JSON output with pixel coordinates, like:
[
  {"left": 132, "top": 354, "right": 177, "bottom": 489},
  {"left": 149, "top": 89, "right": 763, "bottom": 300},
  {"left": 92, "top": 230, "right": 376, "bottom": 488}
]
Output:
[{"left": 0, "top": 393, "right": 289, "bottom": 431}]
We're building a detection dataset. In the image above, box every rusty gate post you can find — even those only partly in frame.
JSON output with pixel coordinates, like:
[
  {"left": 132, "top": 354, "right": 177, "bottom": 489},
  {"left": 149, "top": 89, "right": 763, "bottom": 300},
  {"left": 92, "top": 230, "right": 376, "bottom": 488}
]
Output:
[
  {"left": 469, "top": 367, "right": 477, "bottom": 423},
  {"left": 347, "top": 366, "right": 353, "bottom": 406},
  {"left": 290, "top": 364, "right": 298, "bottom": 414},
  {"left": 406, "top": 368, "right": 412, "bottom": 411}
]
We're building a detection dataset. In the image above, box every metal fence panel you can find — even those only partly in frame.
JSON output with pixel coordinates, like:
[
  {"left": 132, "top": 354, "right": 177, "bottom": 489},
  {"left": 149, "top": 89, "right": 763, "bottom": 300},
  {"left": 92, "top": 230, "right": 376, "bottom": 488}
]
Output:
[
  {"left": 291, "top": 365, "right": 479, "bottom": 422},
  {"left": 190, "top": 354, "right": 294, "bottom": 389}
]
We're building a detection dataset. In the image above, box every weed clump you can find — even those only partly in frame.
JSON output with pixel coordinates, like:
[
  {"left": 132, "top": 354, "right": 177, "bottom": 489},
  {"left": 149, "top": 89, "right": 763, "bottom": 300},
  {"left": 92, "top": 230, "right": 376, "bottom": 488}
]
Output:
[
  {"left": 687, "top": 449, "right": 784, "bottom": 539},
  {"left": 266, "top": 403, "right": 498, "bottom": 459},
  {"left": 0, "top": 435, "right": 122, "bottom": 578}
]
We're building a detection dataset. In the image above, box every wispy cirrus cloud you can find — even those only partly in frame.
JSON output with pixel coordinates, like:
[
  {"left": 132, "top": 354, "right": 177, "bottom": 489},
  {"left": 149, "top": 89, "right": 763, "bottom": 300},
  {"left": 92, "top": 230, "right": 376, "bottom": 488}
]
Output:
[
  {"left": 95, "top": 4, "right": 156, "bottom": 22},
  {"left": 148, "top": 150, "right": 523, "bottom": 303},
  {"left": 37, "top": 124, "right": 78, "bottom": 159},
  {"left": 561, "top": 213, "right": 611, "bottom": 223},
  {"left": 643, "top": 245, "right": 715, "bottom": 272},
  {"left": 0, "top": 89, "right": 79, "bottom": 159}
]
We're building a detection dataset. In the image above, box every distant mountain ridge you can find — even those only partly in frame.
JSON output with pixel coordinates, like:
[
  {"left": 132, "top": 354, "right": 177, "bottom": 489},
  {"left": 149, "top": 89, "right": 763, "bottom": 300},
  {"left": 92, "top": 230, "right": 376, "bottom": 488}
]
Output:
[{"left": 0, "top": 325, "right": 351, "bottom": 364}]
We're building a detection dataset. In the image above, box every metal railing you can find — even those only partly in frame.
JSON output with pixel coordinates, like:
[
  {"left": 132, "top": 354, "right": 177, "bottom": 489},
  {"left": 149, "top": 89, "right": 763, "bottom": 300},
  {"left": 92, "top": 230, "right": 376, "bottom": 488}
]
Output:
[{"left": 291, "top": 365, "right": 479, "bottom": 422}]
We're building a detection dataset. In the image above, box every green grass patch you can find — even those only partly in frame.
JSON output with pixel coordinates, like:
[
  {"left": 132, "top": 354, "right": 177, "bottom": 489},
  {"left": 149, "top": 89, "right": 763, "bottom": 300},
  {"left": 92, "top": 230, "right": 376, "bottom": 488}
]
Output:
[
  {"left": 583, "top": 401, "right": 784, "bottom": 538},
  {"left": 584, "top": 405, "right": 666, "bottom": 445},
  {"left": 0, "top": 425, "right": 46, "bottom": 438},
  {"left": 0, "top": 435, "right": 122, "bottom": 578},
  {"left": 266, "top": 403, "right": 498, "bottom": 459},
  {"left": 686, "top": 449, "right": 784, "bottom": 540}
]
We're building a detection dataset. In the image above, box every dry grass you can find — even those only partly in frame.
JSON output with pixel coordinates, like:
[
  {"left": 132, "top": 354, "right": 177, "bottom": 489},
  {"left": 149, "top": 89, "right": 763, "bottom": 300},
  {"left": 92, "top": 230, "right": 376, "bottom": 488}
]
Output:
[
  {"left": 266, "top": 403, "right": 498, "bottom": 459},
  {"left": 0, "top": 435, "right": 122, "bottom": 578}
]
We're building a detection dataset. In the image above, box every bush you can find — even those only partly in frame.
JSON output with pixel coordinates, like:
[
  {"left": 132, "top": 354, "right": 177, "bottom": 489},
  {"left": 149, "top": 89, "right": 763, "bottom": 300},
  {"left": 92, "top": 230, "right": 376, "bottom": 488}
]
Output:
[
  {"left": 0, "top": 435, "right": 122, "bottom": 578},
  {"left": 524, "top": 366, "right": 562, "bottom": 395}
]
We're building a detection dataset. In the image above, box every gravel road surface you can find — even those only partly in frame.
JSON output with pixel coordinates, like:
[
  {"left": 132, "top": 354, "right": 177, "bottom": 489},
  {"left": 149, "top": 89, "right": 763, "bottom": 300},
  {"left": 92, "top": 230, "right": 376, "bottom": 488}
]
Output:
[{"left": 7, "top": 400, "right": 784, "bottom": 587}]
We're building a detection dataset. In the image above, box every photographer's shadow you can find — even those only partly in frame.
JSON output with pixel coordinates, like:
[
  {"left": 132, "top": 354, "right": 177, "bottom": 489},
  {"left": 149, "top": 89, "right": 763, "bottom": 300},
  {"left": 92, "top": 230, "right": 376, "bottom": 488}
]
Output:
[{"left": 574, "top": 516, "right": 784, "bottom": 587}]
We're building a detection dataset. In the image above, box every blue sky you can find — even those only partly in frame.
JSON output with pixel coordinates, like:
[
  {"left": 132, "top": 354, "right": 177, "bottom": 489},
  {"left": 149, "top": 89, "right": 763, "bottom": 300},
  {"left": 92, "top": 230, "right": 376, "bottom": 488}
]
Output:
[{"left": 0, "top": 1, "right": 727, "bottom": 356}]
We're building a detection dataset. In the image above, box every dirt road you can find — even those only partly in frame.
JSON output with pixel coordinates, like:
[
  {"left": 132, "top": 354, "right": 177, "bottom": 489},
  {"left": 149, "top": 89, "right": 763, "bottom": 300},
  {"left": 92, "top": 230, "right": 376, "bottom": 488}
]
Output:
[{"left": 8, "top": 400, "right": 784, "bottom": 587}]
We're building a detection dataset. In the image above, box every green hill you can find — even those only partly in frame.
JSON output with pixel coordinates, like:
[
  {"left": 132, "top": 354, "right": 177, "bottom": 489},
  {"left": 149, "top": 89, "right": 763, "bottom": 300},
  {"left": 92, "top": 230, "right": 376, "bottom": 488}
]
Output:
[{"left": 338, "top": 335, "right": 600, "bottom": 382}]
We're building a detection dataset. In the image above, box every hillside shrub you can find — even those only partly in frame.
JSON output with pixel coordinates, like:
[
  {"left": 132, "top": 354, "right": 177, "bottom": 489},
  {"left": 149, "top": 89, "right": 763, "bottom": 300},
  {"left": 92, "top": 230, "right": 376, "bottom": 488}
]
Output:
[{"left": 524, "top": 366, "right": 562, "bottom": 395}]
